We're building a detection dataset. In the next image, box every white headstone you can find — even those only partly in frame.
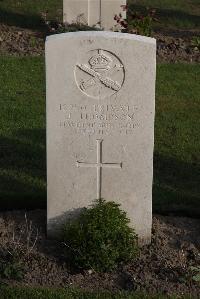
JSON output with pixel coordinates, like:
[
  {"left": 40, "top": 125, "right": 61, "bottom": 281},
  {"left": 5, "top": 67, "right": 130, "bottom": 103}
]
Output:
[
  {"left": 46, "top": 31, "right": 156, "bottom": 245},
  {"left": 63, "top": 0, "right": 126, "bottom": 30}
]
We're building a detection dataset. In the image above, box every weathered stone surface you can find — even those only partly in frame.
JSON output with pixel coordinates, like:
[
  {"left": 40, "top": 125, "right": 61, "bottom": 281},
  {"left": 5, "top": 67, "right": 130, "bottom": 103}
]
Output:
[
  {"left": 63, "top": 0, "right": 126, "bottom": 30},
  {"left": 46, "top": 31, "right": 156, "bottom": 244},
  {"left": 63, "top": 0, "right": 88, "bottom": 25}
]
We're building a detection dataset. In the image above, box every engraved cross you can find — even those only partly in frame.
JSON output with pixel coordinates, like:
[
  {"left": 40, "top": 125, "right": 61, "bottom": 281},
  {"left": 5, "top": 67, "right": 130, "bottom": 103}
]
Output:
[{"left": 76, "top": 139, "right": 122, "bottom": 199}]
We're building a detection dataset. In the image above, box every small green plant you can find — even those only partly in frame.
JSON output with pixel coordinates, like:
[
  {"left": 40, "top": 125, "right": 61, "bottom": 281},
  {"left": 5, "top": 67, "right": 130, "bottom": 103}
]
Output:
[
  {"left": 190, "top": 266, "right": 200, "bottom": 283},
  {"left": 0, "top": 251, "right": 24, "bottom": 281},
  {"left": 114, "top": 5, "right": 157, "bottom": 36},
  {"left": 181, "top": 265, "right": 200, "bottom": 284},
  {"left": 30, "top": 36, "right": 37, "bottom": 47},
  {"left": 62, "top": 199, "right": 138, "bottom": 272},
  {"left": 1, "top": 261, "right": 24, "bottom": 281},
  {"left": 0, "top": 214, "right": 38, "bottom": 281},
  {"left": 191, "top": 36, "right": 200, "bottom": 50}
]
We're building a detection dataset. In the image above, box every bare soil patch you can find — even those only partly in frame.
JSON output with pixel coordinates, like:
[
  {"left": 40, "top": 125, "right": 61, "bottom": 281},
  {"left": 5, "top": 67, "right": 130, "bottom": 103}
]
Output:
[
  {"left": 0, "top": 24, "right": 44, "bottom": 56},
  {"left": 0, "top": 210, "right": 199, "bottom": 296},
  {"left": 0, "top": 23, "right": 199, "bottom": 63},
  {"left": 155, "top": 33, "right": 200, "bottom": 63}
]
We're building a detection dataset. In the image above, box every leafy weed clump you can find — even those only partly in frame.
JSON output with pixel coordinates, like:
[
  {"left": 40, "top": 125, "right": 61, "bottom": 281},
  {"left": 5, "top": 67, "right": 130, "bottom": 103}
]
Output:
[
  {"left": 62, "top": 199, "right": 138, "bottom": 272},
  {"left": 0, "top": 249, "right": 24, "bottom": 281},
  {"left": 114, "top": 5, "right": 157, "bottom": 36}
]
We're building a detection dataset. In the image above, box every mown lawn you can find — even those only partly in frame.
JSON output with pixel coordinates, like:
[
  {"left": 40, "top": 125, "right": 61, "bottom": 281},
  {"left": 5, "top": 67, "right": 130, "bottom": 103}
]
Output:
[
  {"left": 0, "top": 57, "right": 199, "bottom": 215},
  {"left": 0, "top": 286, "right": 197, "bottom": 299},
  {"left": 154, "top": 63, "right": 200, "bottom": 216},
  {"left": 129, "top": 0, "right": 200, "bottom": 30},
  {"left": 0, "top": 0, "right": 62, "bottom": 29},
  {"left": 0, "top": 57, "right": 46, "bottom": 209},
  {"left": 1, "top": 0, "right": 200, "bottom": 31}
]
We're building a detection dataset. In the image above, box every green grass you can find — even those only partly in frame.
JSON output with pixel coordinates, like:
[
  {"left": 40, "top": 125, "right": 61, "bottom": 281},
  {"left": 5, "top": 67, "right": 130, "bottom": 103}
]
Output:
[
  {"left": 0, "top": 57, "right": 199, "bottom": 216},
  {"left": 0, "top": 57, "right": 46, "bottom": 209},
  {"left": 154, "top": 63, "right": 200, "bottom": 216},
  {"left": 128, "top": 0, "right": 200, "bottom": 30},
  {"left": 1, "top": 0, "right": 199, "bottom": 31},
  {"left": 0, "top": 286, "right": 197, "bottom": 299},
  {"left": 0, "top": 0, "right": 62, "bottom": 29}
]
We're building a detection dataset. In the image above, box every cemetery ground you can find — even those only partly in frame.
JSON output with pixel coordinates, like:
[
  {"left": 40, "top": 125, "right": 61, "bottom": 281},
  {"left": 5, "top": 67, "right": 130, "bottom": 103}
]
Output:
[
  {"left": 0, "top": 0, "right": 200, "bottom": 62},
  {"left": 0, "top": 0, "right": 200, "bottom": 298}
]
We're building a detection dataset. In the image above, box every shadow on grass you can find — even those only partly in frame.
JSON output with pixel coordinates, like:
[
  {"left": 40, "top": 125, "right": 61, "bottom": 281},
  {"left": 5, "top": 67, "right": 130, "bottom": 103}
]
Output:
[
  {"left": 129, "top": 4, "right": 200, "bottom": 31},
  {"left": 0, "top": 129, "right": 46, "bottom": 210},
  {"left": 0, "top": 7, "right": 45, "bottom": 30},
  {"left": 153, "top": 152, "right": 200, "bottom": 217},
  {"left": 0, "top": 130, "right": 199, "bottom": 217}
]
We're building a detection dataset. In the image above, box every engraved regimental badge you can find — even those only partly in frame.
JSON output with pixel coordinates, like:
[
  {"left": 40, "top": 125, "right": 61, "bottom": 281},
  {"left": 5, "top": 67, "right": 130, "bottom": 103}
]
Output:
[{"left": 75, "top": 49, "right": 125, "bottom": 99}]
